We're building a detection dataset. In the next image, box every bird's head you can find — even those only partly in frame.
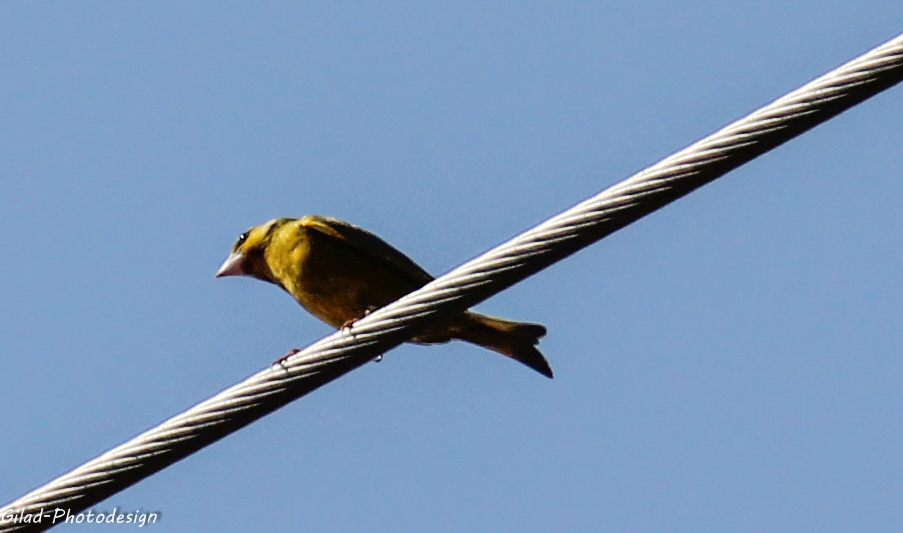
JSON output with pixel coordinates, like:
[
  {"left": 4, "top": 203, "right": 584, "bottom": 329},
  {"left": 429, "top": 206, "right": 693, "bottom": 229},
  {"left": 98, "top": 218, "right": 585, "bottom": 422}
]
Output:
[{"left": 215, "top": 218, "right": 293, "bottom": 283}]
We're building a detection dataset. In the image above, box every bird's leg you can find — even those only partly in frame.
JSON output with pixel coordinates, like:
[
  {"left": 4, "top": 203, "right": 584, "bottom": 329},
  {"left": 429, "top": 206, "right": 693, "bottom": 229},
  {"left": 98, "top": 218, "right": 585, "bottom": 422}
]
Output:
[
  {"left": 274, "top": 348, "right": 301, "bottom": 366},
  {"left": 340, "top": 307, "right": 376, "bottom": 334},
  {"left": 337, "top": 307, "right": 383, "bottom": 363}
]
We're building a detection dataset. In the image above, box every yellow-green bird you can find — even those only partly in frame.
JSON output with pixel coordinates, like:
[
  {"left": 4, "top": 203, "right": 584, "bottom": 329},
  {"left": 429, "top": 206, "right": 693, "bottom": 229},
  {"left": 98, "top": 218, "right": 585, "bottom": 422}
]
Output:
[{"left": 215, "top": 215, "right": 553, "bottom": 378}]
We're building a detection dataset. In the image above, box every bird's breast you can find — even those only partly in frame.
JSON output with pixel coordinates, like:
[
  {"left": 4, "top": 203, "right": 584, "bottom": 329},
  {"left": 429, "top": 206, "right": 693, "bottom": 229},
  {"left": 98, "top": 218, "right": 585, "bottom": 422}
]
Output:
[{"left": 276, "top": 230, "right": 417, "bottom": 329}]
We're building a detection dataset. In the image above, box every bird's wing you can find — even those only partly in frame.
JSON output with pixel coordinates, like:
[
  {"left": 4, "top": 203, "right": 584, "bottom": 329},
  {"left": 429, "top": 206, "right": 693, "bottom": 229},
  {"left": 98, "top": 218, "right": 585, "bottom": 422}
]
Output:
[{"left": 300, "top": 215, "right": 434, "bottom": 287}]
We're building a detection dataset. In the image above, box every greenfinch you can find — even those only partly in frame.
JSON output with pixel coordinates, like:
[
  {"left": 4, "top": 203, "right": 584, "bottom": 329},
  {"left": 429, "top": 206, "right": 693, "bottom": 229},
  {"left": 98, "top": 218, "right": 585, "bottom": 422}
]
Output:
[{"left": 216, "top": 215, "right": 553, "bottom": 378}]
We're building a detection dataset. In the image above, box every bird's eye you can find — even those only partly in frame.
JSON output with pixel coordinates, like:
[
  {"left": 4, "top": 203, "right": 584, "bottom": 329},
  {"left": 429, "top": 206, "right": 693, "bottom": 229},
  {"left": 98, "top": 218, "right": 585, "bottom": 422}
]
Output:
[{"left": 235, "top": 231, "right": 250, "bottom": 248}]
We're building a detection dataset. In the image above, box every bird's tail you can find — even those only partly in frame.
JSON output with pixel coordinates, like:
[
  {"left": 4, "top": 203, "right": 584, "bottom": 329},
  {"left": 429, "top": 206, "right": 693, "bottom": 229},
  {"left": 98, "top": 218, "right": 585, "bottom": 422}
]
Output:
[{"left": 455, "top": 312, "right": 553, "bottom": 378}]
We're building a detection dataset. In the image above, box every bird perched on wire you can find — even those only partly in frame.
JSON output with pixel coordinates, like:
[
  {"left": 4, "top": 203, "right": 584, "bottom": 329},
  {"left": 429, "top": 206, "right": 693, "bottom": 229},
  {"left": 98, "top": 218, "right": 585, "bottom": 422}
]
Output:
[{"left": 215, "top": 215, "right": 553, "bottom": 378}]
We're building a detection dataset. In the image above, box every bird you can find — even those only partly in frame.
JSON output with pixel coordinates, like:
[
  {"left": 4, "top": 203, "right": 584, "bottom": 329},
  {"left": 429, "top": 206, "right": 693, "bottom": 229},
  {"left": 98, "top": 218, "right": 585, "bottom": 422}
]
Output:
[{"left": 215, "top": 215, "right": 553, "bottom": 378}]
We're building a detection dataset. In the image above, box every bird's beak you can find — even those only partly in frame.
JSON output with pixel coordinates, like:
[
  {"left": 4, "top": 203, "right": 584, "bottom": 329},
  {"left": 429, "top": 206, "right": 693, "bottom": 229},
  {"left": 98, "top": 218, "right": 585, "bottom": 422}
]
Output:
[{"left": 215, "top": 251, "right": 246, "bottom": 278}]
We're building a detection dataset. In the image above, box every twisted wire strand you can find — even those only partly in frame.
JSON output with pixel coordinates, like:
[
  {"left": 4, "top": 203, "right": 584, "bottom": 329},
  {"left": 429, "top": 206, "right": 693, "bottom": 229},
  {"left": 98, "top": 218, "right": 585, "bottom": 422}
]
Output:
[{"left": 3, "top": 33, "right": 902, "bottom": 532}]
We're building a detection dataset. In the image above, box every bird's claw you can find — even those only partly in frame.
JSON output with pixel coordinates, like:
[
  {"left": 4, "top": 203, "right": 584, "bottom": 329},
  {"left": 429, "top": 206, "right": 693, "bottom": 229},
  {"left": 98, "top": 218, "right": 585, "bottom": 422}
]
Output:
[
  {"left": 340, "top": 308, "right": 375, "bottom": 335},
  {"left": 274, "top": 348, "right": 301, "bottom": 366}
]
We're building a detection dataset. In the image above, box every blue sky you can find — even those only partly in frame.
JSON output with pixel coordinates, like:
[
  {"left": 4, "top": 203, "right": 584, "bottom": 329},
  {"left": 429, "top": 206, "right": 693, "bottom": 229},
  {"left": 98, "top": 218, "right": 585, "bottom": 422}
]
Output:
[{"left": 2, "top": 2, "right": 903, "bottom": 532}]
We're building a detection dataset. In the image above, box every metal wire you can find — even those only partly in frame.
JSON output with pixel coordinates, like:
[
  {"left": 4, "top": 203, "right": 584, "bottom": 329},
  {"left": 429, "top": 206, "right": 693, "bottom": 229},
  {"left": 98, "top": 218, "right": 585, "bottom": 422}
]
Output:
[{"left": 3, "top": 33, "right": 902, "bottom": 533}]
